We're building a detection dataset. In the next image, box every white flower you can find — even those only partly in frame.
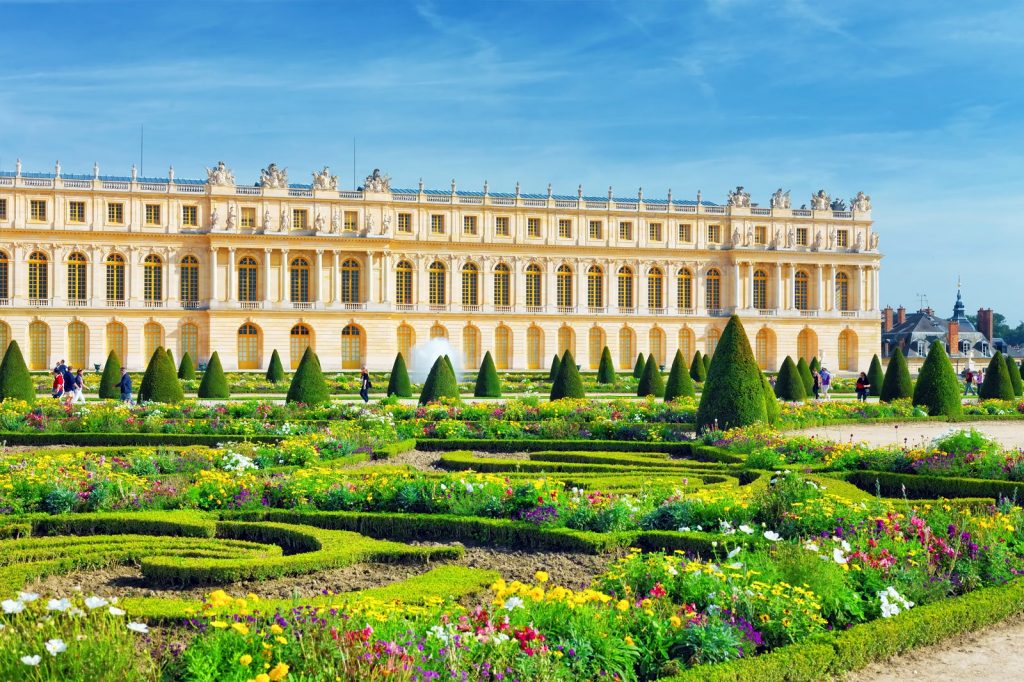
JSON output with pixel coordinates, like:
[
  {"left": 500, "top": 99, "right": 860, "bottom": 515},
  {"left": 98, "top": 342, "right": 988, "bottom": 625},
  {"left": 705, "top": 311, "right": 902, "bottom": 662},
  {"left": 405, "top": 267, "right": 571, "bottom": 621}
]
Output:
[
  {"left": 763, "top": 531, "right": 781, "bottom": 542},
  {"left": 2, "top": 599, "right": 25, "bottom": 614},
  {"left": 126, "top": 622, "right": 149, "bottom": 634},
  {"left": 20, "top": 655, "right": 41, "bottom": 666},
  {"left": 832, "top": 548, "right": 848, "bottom": 564},
  {"left": 503, "top": 596, "right": 524, "bottom": 610},
  {"left": 68, "top": 607, "right": 85, "bottom": 617},
  {"left": 678, "top": 526, "right": 691, "bottom": 533},
  {"left": 84, "top": 596, "right": 109, "bottom": 610},
  {"left": 46, "top": 598, "right": 72, "bottom": 612},
  {"left": 45, "top": 639, "right": 67, "bottom": 656},
  {"left": 878, "top": 586, "right": 914, "bottom": 618},
  {"left": 18, "top": 592, "right": 39, "bottom": 603},
  {"left": 728, "top": 562, "right": 744, "bottom": 569},
  {"left": 738, "top": 524, "right": 755, "bottom": 535},
  {"left": 727, "top": 546, "right": 742, "bottom": 559},
  {"left": 108, "top": 606, "right": 126, "bottom": 616},
  {"left": 804, "top": 542, "right": 820, "bottom": 552}
]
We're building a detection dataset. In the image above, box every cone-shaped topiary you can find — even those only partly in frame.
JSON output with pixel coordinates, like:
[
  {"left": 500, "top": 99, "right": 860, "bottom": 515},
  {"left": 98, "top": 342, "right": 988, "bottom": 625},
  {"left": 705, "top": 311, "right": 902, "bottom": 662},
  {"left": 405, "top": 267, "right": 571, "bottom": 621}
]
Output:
[
  {"left": 1004, "top": 353, "right": 1023, "bottom": 397},
  {"left": 696, "top": 316, "right": 768, "bottom": 432},
  {"left": 762, "top": 373, "right": 781, "bottom": 425},
  {"left": 633, "top": 353, "right": 646, "bottom": 379},
  {"left": 550, "top": 350, "right": 585, "bottom": 400},
  {"left": 702, "top": 353, "right": 711, "bottom": 375},
  {"left": 137, "top": 348, "right": 184, "bottom": 404},
  {"left": 979, "top": 351, "right": 1015, "bottom": 401},
  {"left": 548, "top": 354, "right": 561, "bottom": 382},
  {"left": 637, "top": 353, "right": 665, "bottom": 397},
  {"left": 386, "top": 353, "right": 413, "bottom": 398},
  {"left": 809, "top": 357, "right": 821, "bottom": 374},
  {"left": 867, "top": 355, "right": 885, "bottom": 397},
  {"left": 912, "top": 341, "right": 962, "bottom": 417},
  {"left": 689, "top": 351, "right": 706, "bottom": 382},
  {"left": 443, "top": 354, "right": 455, "bottom": 377},
  {"left": 0, "top": 341, "right": 35, "bottom": 403},
  {"left": 266, "top": 349, "right": 285, "bottom": 384},
  {"left": 177, "top": 352, "right": 196, "bottom": 380},
  {"left": 663, "top": 350, "right": 695, "bottom": 403},
  {"left": 597, "top": 347, "right": 616, "bottom": 384},
  {"left": 796, "top": 357, "right": 814, "bottom": 395},
  {"left": 880, "top": 347, "right": 914, "bottom": 403},
  {"left": 98, "top": 350, "right": 122, "bottom": 400},
  {"left": 286, "top": 347, "right": 330, "bottom": 405},
  {"left": 197, "top": 351, "right": 230, "bottom": 399},
  {"left": 165, "top": 348, "right": 174, "bottom": 371},
  {"left": 419, "top": 355, "right": 461, "bottom": 404},
  {"left": 474, "top": 351, "right": 502, "bottom": 398},
  {"left": 774, "top": 356, "right": 807, "bottom": 402}
]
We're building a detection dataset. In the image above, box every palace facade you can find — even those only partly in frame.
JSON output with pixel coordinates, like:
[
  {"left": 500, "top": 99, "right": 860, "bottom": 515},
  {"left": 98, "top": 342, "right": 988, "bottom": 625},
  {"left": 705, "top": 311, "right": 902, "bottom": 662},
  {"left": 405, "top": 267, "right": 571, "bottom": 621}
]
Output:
[{"left": 0, "top": 161, "right": 882, "bottom": 374}]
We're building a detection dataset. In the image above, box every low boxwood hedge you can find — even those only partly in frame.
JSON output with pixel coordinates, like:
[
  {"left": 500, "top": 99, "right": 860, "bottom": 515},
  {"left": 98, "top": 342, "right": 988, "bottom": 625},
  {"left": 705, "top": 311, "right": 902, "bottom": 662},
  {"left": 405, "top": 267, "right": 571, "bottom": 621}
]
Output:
[
  {"left": 843, "top": 470, "right": 1024, "bottom": 500},
  {"left": 415, "top": 438, "right": 742, "bottom": 464}
]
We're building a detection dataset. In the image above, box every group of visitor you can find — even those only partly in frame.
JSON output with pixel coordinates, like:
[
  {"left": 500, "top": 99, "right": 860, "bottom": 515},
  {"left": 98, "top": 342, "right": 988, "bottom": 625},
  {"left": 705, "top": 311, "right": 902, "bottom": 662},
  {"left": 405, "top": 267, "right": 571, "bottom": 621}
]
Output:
[
  {"left": 50, "top": 359, "right": 85, "bottom": 404},
  {"left": 962, "top": 368, "right": 984, "bottom": 395},
  {"left": 810, "top": 367, "right": 833, "bottom": 400}
]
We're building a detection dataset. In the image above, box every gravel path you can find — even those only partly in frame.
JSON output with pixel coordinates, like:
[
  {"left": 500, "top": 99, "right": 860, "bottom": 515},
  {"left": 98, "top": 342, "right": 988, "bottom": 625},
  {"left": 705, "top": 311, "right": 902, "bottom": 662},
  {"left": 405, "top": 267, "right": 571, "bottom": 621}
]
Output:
[
  {"left": 358, "top": 448, "right": 529, "bottom": 472},
  {"left": 790, "top": 421, "right": 1024, "bottom": 449}
]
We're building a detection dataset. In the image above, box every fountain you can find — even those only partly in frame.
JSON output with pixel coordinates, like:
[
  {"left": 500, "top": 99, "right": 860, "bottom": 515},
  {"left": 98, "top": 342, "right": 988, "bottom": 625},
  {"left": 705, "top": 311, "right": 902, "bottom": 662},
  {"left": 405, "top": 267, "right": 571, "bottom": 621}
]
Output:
[{"left": 409, "top": 337, "right": 463, "bottom": 383}]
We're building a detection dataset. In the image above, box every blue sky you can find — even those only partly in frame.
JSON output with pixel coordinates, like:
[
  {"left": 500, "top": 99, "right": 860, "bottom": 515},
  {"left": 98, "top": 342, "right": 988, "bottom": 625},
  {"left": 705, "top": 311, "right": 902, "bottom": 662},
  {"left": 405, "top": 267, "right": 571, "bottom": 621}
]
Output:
[{"left": 2, "top": 0, "right": 1022, "bottom": 320}]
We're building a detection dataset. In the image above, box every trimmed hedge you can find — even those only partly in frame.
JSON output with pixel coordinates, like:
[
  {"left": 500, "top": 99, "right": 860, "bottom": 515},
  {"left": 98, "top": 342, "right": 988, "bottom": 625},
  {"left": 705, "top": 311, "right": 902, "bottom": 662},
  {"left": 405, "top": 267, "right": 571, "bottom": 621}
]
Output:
[
  {"left": 880, "top": 347, "right": 913, "bottom": 403},
  {"left": 633, "top": 353, "right": 646, "bottom": 379},
  {"left": 98, "top": 351, "right": 122, "bottom": 399},
  {"left": 912, "top": 341, "right": 963, "bottom": 417},
  {"left": 979, "top": 351, "right": 1015, "bottom": 401},
  {"left": 689, "top": 351, "right": 706, "bottom": 382},
  {"left": 867, "top": 354, "right": 884, "bottom": 396},
  {"left": 597, "top": 346, "right": 616, "bottom": 384},
  {"left": 137, "top": 347, "right": 184, "bottom": 404},
  {"left": 550, "top": 350, "right": 585, "bottom": 400},
  {"left": 664, "top": 349, "right": 696, "bottom": 402},
  {"left": 419, "top": 354, "right": 461, "bottom": 404},
  {"left": 474, "top": 351, "right": 501, "bottom": 397},
  {"left": 387, "top": 352, "right": 413, "bottom": 398},
  {"left": 796, "top": 357, "right": 814, "bottom": 395},
  {"left": 696, "top": 316, "right": 767, "bottom": 432},
  {"left": 177, "top": 352, "right": 196, "bottom": 380},
  {"left": 197, "top": 350, "right": 230, "bottom": 399},
  {"left": 843, "top": 470, "right": 1023, "bottom": 500},
  {"left": 266, "top": 349, "right": 286, "bottom": 383},
  {"left": 637, "top": 352, "right": 665, "bottom": 397},
  {"left": 761, "top": 373, "right": 780, "bottom": 425},
  {"left": 287, "top": 347, "right": 330, "bottom": 405},
  {"left": 0, "top": 340, "right": 35, "bottom": 403},
  {"left": 373, "top": 438, "right": 417, "bottom": 460},
  {"left": 774, "top": 356, "right": 806, "bottom": 401},
  {"left": 549, "top": 354, "right": 562, "bottom": 381},
  {"left": 415, "top": 438, "right": 744, "bottom": 464},
  {"left": 1006, "top": 353, "right": 1024, "bottom": 397}
]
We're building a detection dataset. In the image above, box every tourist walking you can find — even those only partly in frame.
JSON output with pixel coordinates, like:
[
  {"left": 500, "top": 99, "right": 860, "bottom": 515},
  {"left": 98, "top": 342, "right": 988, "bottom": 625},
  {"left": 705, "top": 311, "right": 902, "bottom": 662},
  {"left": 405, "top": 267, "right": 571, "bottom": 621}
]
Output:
[
  {"left": 964, "top": 369, "right": 976, "bottom": 395},
  {"left": 820, "top": 367, "right": 832, "bottom": 399},
  {"left": 359, "top": 367, "right": 372, "bottom": 403},
  {"left": 855, "top": 372, "right": 870, "bottom": 402},
  {"left": 51, "top": 369, "right": 65, "bottom": 399},
  {"left": 118, "top": 368, "right": 133, "bottom": 403},
  {"left": 812, "top": 370, "right": 821, "bottom": 400},
  {"left": 72, "top": 369, "right": 86, "bottom": 404}
]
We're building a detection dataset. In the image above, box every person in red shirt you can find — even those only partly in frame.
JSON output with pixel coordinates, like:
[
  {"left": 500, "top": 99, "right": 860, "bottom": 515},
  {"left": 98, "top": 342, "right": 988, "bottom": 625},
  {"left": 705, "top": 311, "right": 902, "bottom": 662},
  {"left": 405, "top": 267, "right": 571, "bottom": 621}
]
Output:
[{"left": 51, "top": 369, "right": 65, "bottom": 399}]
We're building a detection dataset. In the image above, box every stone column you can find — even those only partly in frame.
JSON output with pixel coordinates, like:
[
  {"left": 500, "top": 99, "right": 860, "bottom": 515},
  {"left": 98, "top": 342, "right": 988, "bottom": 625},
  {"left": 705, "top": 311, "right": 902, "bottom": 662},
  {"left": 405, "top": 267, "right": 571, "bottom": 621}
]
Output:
[
  {"left": 315, "top": 249, "right": 324, "bottom": 304},
  {"left": 382, "top": 252, "right": 392, "bottom": 306},
  {"left": 775, "top": 262, "right": 783, "bottom": 311},
  {"left": 452, "top": 255, "right": 463, "bottom": 308},
  {"left": 695, "top": 263, "right": 706, "bottom": 316},
  {"left": 638, "top": 261, "right": 648, "bottom": 313},
  {"left": 817, "top": 265, "right": 825, "bottom": 311},
  {"left": 732, "top": 261, "right": 742, "bottom": 310},
  {"left": 281, "top": 248, "right": 290, "bottom": 304},
  {"left": 365, "top": 251, "right": 376, "bottom": 304},
  {"left": 90, "top": 246, "right": 102, "bottom": 306},
  {"left": 209, "top": 246, "right": 219, "bottom": 305},
  {"left": 577, "top": 261, "right": 588, "bottom": 311},
  {"left": 226, "top": 248, "right": 236, "bottom": 303},
  {"left": 128, "top": 246, "right": 142, "bottom": 304},
  {"left": 52, "top": 246, "right": 66, "bottom": 306},
  {"left": 332, "top": 251, "right": 341, "bottom": 305},
  {"left": 262, "top": 249, "right": 271, "bottom": 304}
]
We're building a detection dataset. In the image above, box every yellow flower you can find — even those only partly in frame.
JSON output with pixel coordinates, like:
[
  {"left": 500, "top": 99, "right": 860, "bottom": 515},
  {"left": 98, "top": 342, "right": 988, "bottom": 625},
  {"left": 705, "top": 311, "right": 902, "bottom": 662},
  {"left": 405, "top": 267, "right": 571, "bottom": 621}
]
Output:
[
  {"left": 239, "top": 655, "right": 253, "bottom": 666},
  {"left": 270, "top": 624, "right": 284, "bottom": 635},
  {"left": 624, "top": 636, "right": 635, "bottom": 646},
  {"left": 616, "top": 599, "right": 630, "bottom": 612},
  {"left": 669, "top": 615, "right": 682, "bottom": 628},
  {"left": 275, "top": 636, "right": 287, "bottom": 644},
  {"left": 232, "top": 622, "right": 250, "bottom": 636},
  {"left": 534, "top": 571, "right": 549, "bottom": 584},
  {"left": 268, "top": 662, "right": 290, "bottom": 681},
  {"left": 252, "top": 675, "right": 271, "bottom": 682},
  {"left": 211, "top": 621, "right": 229, "bottom": 629}
]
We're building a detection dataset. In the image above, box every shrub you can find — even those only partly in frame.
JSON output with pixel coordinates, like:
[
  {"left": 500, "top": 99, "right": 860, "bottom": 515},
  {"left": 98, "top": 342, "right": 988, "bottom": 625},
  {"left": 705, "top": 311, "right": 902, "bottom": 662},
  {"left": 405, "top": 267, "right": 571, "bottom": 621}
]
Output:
[
  {"left": 703, "top": 353, "right": 711, "bottom": 375},
  {"left": 177, "top": 352, "right": 196, "bottom": 380},
  {"left": 664, "top": 350, "right": 695, "bottom": 402},
  {"left": 419, "top": 355, "right": 460, "bottom": 404},
  {"left": 551, "top": 350, "right": 585, "bottom": 400},
  {"left": 689, "top": 351, "right": 706, "bottom": 382},
  {"left": 0, "top": 341, "right": 34, "bottom": 403},
  {"left": 474, "top": 351, "right": 502, "bottom": 398},
  {"left": 796, "top": 357, "right": 814, "bottom": 395},
  {"left": 979, "top": 351, "right": 1015, "bottom": 401},
  {"left": 549, "top": 354, "right": 561, "bottom": 381},
  {"left": 637, "top": 353, "right": 665, "bottom": 397},
  {"left": 867, "top": 354, "right": 884, "bottom": 396},
  {"left": 695, "top": 316, "right": 767, "bottom": 432},
  {"left": 597, "top": 346, "right": 616, "bottom": 384},
  {"left": 386, "top": 353, "right": 413, "bottom": 398},
  {"left": 880, "top": 347, "right": 913, "bottom": 403},
  {"left": 98, "top": 350, "right": 122, "bottom": 400},
  {"left": 197, "top": 351, "right": 230, "bottom": 399},
  {"left": 809, "top": 356, "right": 821, "bottom": 373},
  {"left": 164, "top": 348, "right": 174, "bottom": 370},
  {"left": 137, "top": 348, "right": 184, "bottom": 404},
  {"left": 633, "top": 353, "right": 646, "bottom": 379},
  {"left": 286, "top": 347, "right": 331, "bottom": 406},
  {"left": 1006, "top": 353, "right": 1023, "bottom": 397},
  {"left": 762, "top": 373, "right": 781, "bottom": 424},
  {"left": 774, "top": 356, "right": 807, "bottom": 401},
  {"left": 912, "top": 341, "right": 963, "bottom": 417},
  {"left": 266, "top": 349, "right": 285, "bottom": 383}
]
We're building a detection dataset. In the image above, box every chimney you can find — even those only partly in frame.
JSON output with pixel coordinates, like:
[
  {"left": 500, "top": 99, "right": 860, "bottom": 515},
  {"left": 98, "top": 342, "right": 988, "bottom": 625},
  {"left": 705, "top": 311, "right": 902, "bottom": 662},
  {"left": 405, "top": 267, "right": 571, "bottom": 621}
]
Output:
[
  {"left": 977, "top": 308, "right": 994, "bottom": 341},
  {"left": 948, "top": 320, "right": 959, "bottom": 355},
  {"left": 922, "top": 307, "right": 934, "bottom": 316},
  {"left": 897, "top": 306, "right": 906, "bottom": 325},
  {"left": 883, "top": 306, "right": 894, "bottom": 332}
]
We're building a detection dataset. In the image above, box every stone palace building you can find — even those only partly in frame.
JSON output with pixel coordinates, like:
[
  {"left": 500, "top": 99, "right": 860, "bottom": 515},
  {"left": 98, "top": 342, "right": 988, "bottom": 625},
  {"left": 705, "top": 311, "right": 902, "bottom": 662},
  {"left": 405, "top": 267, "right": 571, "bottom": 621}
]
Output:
[{"left": 0, "top": 160, "right": 882, "bottom": 373}]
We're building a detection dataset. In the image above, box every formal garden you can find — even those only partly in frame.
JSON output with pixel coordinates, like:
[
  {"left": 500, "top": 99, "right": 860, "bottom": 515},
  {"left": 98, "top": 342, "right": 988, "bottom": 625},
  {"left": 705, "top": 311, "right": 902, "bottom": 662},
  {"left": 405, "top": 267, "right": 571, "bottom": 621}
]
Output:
[{"left": 1, "top": 317, "right": 1024, "bottom": 681}]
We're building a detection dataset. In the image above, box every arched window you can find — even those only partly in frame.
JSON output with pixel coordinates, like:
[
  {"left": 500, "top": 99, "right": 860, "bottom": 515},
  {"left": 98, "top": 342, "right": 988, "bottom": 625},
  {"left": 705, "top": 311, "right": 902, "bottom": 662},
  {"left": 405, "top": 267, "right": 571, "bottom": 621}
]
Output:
[
  {"left": 557, "top": 326, "right": 574, "bottom": 357},
  {"left": 588, "top": 327, "right": 605, "bottom": 369},
  {"left": 461, "top": 263, "right": 479, "bottom": 307},
  {"left": 28, "top": 321, "right": 49, "bottom": 370},
  {"left": 650, "top": 327, "right": 665, "bottom": 366},
  {"left": 755, "top": 328, "right": 773, "bottom": 370},
  {"left": 28, "top": 251, "right": 49, "bottom": 300},
  {"left": 180, "top": 255, "right": 199, "bottom": 303},
  {"left": 397, "top": 324, "right": 414, "bottom": 365},
  {"left": 290, "top": 257, "right": 310, "bottom": 303},
  {"left": 587, "top": 266, "right": 604, "bottom": 309},
  {"left": 0, "top": 321, "right": 10, "bottom": 355},
  {"left": 753, "top": 269, "right": 768, "bottom": 310},
  {"left": 706, "top": 327, "right": 721, "bottom": 357},
  {"left": 835, "top": 272, "right": 850, "bottom": 311},
  {"left": 648, "top": 268, "right": 664, "bottom": 310},
  {"left": 144, "top": 322, "right": 164, "bottom": 363},
  {"left": 525, "top": 264, "right": 542, "bottom": 307},
  {"left": 395, "top": 261, "right": 413, "bottom": 305},
  {"left": 341, "top": 258, "right": 361, "bottom": 304},
  {"left": 430, "top": 323, "right": 448, "bottom": 339},
  {"left": 67, "top": 252, "right": 88, "bottom": 302},
  {"left": 144, "top": 255, "right": 163, "bottom": 303},
  {"left": 428, "top": 261, "right": 447, "bottom": 306},
  {"left": 463, "top": 326, "right": 480, "bottom": 368},
  {"left": 617, "top": 267, "right": 634, "bottom": 309},
  {"left": 0, "top": 251, "right": 8, "bottom": 301},
  {"left": 526, "top": 326, "right": 542, "bottom": 369},
  {"left": 493, "top": 263, "right": 510, "bottom": 307},
  {"left": 556, "top": 264, "right": 573, "bottom": 308},
  {"left": 677, "top": 269, "right": 693, "bottom": 310},
  {"left": 105, "top": 253, "right": 125, "bottom": 302},
  {"left": 705, "top": 269, "right": 721, "bottom": 310},
  {"left": 290, "top": 324, "right": 312, "bottom": 368},
  {"left": 838, "top": 329, "right": 857, "bottom": 371},
  {"left": 679, "top": 327, "right": 695, "bottom": 363},
  {"left": 106, "top": 322, "right": 127, "bottom": 365},
  {"left": 67, "top": 321, "right": 87, "bottom": 369},
  {"left": 181, "top": 322, "right": 199, "bottom": 363},
  {"left": 237, "top": 323, "right": 260, "bottom": 369},
  {"left": 238, "top": 256, "right": 258, "bottom": 302},
  {"left": 797, "top": 328, "right": 817, "bottom": 362},
  {"left": 342, "top": 324, "right": 363, "bottom": 369},
  {"left": 794, "top": 271, "right": 809, "bottom": 311},
  {"left": 618, "top": 327, "right": 635, "bottom": 370},
  {"left": 495, "top": 326, "right": 511, "bottom": 370}
]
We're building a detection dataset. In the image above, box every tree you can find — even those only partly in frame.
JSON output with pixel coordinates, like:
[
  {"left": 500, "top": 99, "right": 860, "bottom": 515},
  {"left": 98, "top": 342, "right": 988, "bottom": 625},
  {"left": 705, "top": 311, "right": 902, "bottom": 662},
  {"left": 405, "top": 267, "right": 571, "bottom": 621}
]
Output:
[
  {"left": 98, "top": 350, "right": 122, "bottom": 400},
  {"left": 809, "top": 356, "right": 821, "bottom": 374},
  {"left": 137, "top": 348, "right": 184, "bottom": 404},
  {"left": 597, "top": 347, "right": 616, "bottom": 384},
  {"left": 912, "top": 341, "right": 962, "bottom": 417},
  {"left": 762, "top": 374, "right": 781, "bottom": 425},
  {"left": 1006, "top": 354, "right": 1023, "bottom": 397},
  {"left": 550, "top": 350, "right": 585, "bottom": 400},
  {"left": 286, "top": 347, "right": 330, "bottom": 405},
  {"left": 474, "top": 351, "right": 502, "bottom": 398},
  {"left": 695, "top": 316, "right": 768, "bottom": 432},
  {"left": 633, "top": 353, "right": 646, "bottom": 379},
  {"left": 774, "top": 356, "right": 807, "bottom": 402},
  {"left": 548, "top": 354, "right": 562, "bottom": 382},
  {"left": 979, "top": 351, "right": 1014, "bottom": 401},
  {"left": 0, "top": 341, "right": 35, "bottom": 403},
  {"left": 177, "top": 352, "right": 196, "bottom": 380},
  {"left": 197, "top": 351, "right": 230, "bottom": 399},
  {"left": 796, "top": 357, "right": 814, "bottom": 395},
  {"left": 164, "top": 348, "right": 174, "bottom": 371},
  {"left": 419, "top": 355, "right": 460, "bottom": 404},
  {"left": 702, "top": 353, "right": 711, "bottom": 375},
  {"left": 867, "top": 355, "right": 885, "bottom": 397},
  {"left": 663, "top": 349, "right": 695, "bottom": 402},
  {"left": 386, "top": 353, "right": 413, "bottom": 398},
  {"left": 689, "top": 351, "right": 706, "bottom": 382},
  {"left": 266, "top": 349, "right": 285, "bottom": 384},
  {"left": 637, "top": 353, "right": 665, "bottom": 397},
  {"left": 880, "top": 348, "right": 913, "bottom": 403}
]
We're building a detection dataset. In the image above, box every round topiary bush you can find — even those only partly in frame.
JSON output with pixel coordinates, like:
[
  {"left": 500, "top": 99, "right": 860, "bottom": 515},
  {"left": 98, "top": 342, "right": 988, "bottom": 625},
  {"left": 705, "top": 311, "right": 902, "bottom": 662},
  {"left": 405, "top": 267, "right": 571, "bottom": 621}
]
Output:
[
  {"left": 633, "top": 353, "right": 646, "bottom": 379},
  {"left": 386, "top": 353, "right": 413, "bottom": 398},
  {"left": 1004, "top": 353, "right": 1023, "bottom": 397},
  {"left": 197, "top": 351, "right": 230, "bottom": 399},
  {"left": 663, "top": 350, "right": 695, "bottom": 403},
  {"left": 867, "top": 354, "right": 885, "bottom": 397},
  {"left": 474, "top": 351, "right": 502, "bottom": 398},
  {"left": 695, "top": 316, "right": 767, "bottom": 432},
  {"left": 762, "top": 373, "right": 781, "bottom": 425},
  {"left": 796, "top": 357, "right": 814, "bottom": 395},
  {"left": 979, "top": 351, "right": 1014, "bottom": 401},
  {"left": 0, "top": 340, "right": 35, "bottom": 403},
  {"left": 689, "top": 351, "right": 706, "bottom": 383},
  {"left": 880, "top": 347, "right": 914, "bottom": 403},
  {"left": 98, "top": 350, "right": 122, "bottom": 400},
  {"left": 177, "top": 352, "right": 196, "bottom": 380},
  {"left": 419, "top": 355, "right": 461, "bottom": 404},
  {"left": 548, "top": 354, "right": 562, "bottom": 382},
  {"left": 774, "top": 356, "right": 807, "bottom": 402},
  {"left": 597, "top": 347, "right": 616, "bottom": 385},
  {"left": 266, "top": 349, "right": 285, "bottom": 384},
  {"left": 137, "top": 348, "right": 184, "bottom": 404},
  {"left": 286, "top": 347, "right": 330, "bottom": 406},
  {"left": 912, "top": 341, "right": 962, "bottom": 417},
  {"left": 550, "top": 350, "right": 585, "bottom": 400},
  {"left": 637, "top": 353, "right": 665, "bottom": 397}
]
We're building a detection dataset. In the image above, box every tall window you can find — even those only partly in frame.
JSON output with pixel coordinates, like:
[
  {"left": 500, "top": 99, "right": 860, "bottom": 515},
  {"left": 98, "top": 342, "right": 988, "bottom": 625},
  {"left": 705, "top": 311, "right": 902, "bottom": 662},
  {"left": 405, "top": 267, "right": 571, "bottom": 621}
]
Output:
[
  {"left": 181, "top": 323, "right": 199, "bottom": 363},
  {"left": 556, "top": 265, "right": 573, "bottom": 307},
  {"left": 647, "top": 267, "right": 663, "bottom": 309},
  {"left": 838, "top": 330, "right": 857, "bottom": 371},
  {"left": 28, "top": 251, "right": 48, "bottom": 300},
  {"left": 797, "top": 329, "right": 816, "bottom": 363},
  {"left": 835, "top": 272, "right": 850, "bottom": 310},
  {"left": 67, "top": 322, "right": 87, "bottom": 369},
  {"left": 495, "top": 326, "right": 511, "bottom": 369},
  {"left": 144, "top": 255, "right": 163, "bottom": 302},
  {"left": 461, "top": 262, "right": 479, "bottom": 306},
  {"left": 587, "top": 266, "right": 604, "bottom": 308},
  {"left": 397, "top": 325, "right": 414, "bottom": 364},
  {"left": 558, "top": 219, "right": 572, "bottom": 238},
  {"left": 706, "top": 328, "right": 721, "bottom": 357},
  {"left": 796, "top": 227, "right": 808, "bottom": 246},
  {"left": 650, "top": 327, "right": 665, "bottom": 366},
  {"left": 428, "top": 261, "right": 447, "bottom": 305},
  {"left": 430, "top": 215, "right": 445, "bottom": 234},
  {"left": 526, "top": 326, "right": 542, "bottom": 369},
  {"left": 463, "top": 216, "right": 478, "bottom": 235},
  {"left": 292, "top": 210, "right": 308, "bottom": 230},
  {"left": 753, "top": 269, "right": 768, "bottom": 310},
  {"left": 238, "top": 324, "right": 259, "bottom": 369},
  {"left": 648, "top": 222, "right": 663, "bottom": 241},
  {"left": 397, "top": 213, "right": 412, "bottom": 233},
  {"left": 342, "top": 325, "right": 362, "bottom": 369},
  {"left": 290, "top": 324, "right": 312, "bottom": 368},
  {"left": 679, "top": 327, "right": 695, "bottom": 363},
  {"left": 493, "top": 263, "right": 510, "bottom": 306},
  {"left": 794, "top": 271, "right": 809, "bottom": 310},
  {"left": 754, "top": 225, "right": 767, "bottom": 245},
  {"left": 395, "top": 261, "right": 413, "bottom": 305},
  {"left": 106, "top": 323, "right": 127, "bottom": 366},
  {"left": 238, "top": 256, "right": 258, "bottom": 302},
  {"left": 617, "top": 267, "right": 633, "bottom": 309},
  {"left": 107, "top": 203, "right": 125, "bottom": 224},
  {"left": 105, "top": 253, "right": 125, "bottom": 301},
  {"left": 240, "top": 207, "right": 255, "bottom": 228},
  {"left": 527, "top": 218, "right": 541, "bottom": 237},
  {"left": 290, "top": 257, "right": 310, "bottom": 303},
  {"left": 495, "top": 216, "right": 510, "bottom": 236},
  {"left": 705, "top": 269, "right": 721, "bottom": 309},
  {"left": 678, "top": 224, "right": 692, "bottom": 242},
  {"left": 525, "top": 264, "right": 542, "bottom": 307},
  {"left": 463, "top": 326, "right": 480, "bottom": 368},
  {"left": 837, "top": 229, "right": 849, "bottom": 248},
  {"left": 618, "top": 221, "right": 633, "bottom": 240},
  {"left": 707, "top": 225, "right": 721, "bottom": 243},
  {"left": 0, "top": 199, "right": 8, "bottom": 220},
  {"left": 755, "top": 329, "right": 771, "bottom": 370},
  {"left": 182, "top": 206, "right": 198, "bottom": 227},
  {"left": 30, "top": 200, "right": 47, "bottom": 222},
  {"left": 557, "top": 326, "right": 574, "bottom": 356},
  {"left": 145, "top": 204, "right": 162, "bottom": 226},
  {"left": 589, "top": 221, "right": 603, "bottom": 239},
  {"left": 618, "top": 327, "right": 635, "bottom": 370},
  {"left": 677, "top": 269, "right": 692, "bottom": 310},
  {"left": 28, "top": 321, "right": 48, "bottom": 369},
  {"left": 180, "top": 256, "right": 199, "bottom": 303},
  {"left": 144, "top": 322, "right": 163, "bottom": 363},
  {"left": 344, "top": 212, "right": 358, "bottom": 232},
  {"left": 588, "top": 327, "right": 605, "bottom": 369},
  {"left": 67, "top": 252, "right": 87, "bottom": 301},
  {"left": 0, "top": 322, "right": 8, "bottom": 356},
  {"left": 68, "top": 201, "right": 85, "bottom": 223},
  {"left": 341, "top": 258, "right": 361, "bottom": 304},
  {"left": 0, "top": 251, "right": 8, "bottom": 300}
]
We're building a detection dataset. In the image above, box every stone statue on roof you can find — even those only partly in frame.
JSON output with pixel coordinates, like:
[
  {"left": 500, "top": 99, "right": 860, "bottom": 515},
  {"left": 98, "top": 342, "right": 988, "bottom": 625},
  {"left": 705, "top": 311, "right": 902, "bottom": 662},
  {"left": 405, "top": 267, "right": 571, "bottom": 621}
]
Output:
[
  {"left": 851, "top": 191, "right": 872, "bottom": 212},
  {"left": 314, "top": 212, "right": 325, "bottom": 232},
  {"left": 830, "top": 198, "right": 847, "bottom": 211},
  {"left": 259, "top": 163, "right": 288, "bottom": 189},
  {"left": 363, "top": 168, "right": 390, "bottom": 193},
  {"left": 312, "top": 166, "right": 338, "bottom": 191},
  {"left": 810, "top": 189, "right": 830, "bottom": 211},
  {"left": 280, "top": 207, "right": 291, "bottom": 231},
  {"left": 206, "top": 161, "right": 235, "bottom": 187},
  {"left": 727, "top": 186, "right": 751, "bottom": 207},
  {"left": 263, "top": 209, "right": 272, "bottom": 232},
  {"left": 870, "top": 232, "right": 880, "bottom": 250},
  {"left": 210, "top": 207, "right": 220, "bottom": 230},
  {"left": 226, "top": 205, "right": 236, "bottom": 231},
  {"left": 331, "top": 210, "right": 340, "bottom": 234},
  {"left": 770, "top": 188, "right": 791, "bottom": 209}
]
